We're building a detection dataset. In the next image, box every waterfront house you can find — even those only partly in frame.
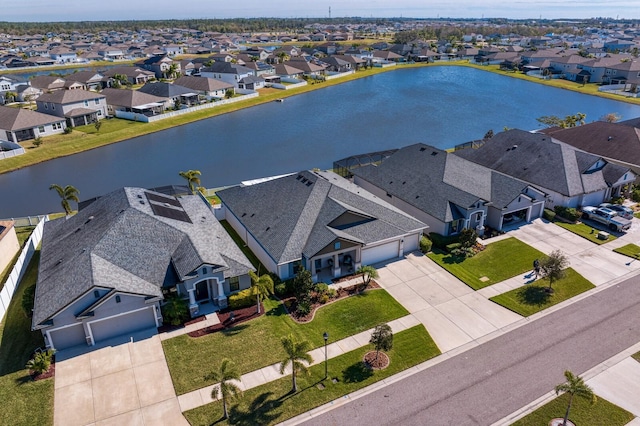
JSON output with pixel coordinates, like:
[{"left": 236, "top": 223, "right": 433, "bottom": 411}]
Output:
[
  {"left": 0, "top": 104, "right": 66, "bottom": 142},
  {"left": 30, "top": 76, "right": 66, "bottom": 92},
  {"left": 32, "top": 187, "right": 254, "bottom": 351},
  {"left": 217, "top": 170, "right": 427, "bottom": 283},
  {"left": 36, "top": 89, "right": 107, "bottom": 127},
  {"left": 138, "top": 81, "right": 199, "bottom": 108},
  {"left": 172, "top": 76, "right": 233, "bottom": 99},
  {"left": 200, "top": 62, "right": 255, "bottom": 88},
  {"left": 136, "top": 54, "right": 180, "bottom": 79},
  {"left": 65, "top": 71, "right": 105, "bottom": 91},
  {"left": 100, "top": 87, "right": 167, "bottom": 117},
  {"left": 351, "top": 144, "right": 547, "bottom": 236}
]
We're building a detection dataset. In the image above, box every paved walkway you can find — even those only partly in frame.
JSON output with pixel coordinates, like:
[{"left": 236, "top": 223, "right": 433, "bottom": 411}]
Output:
[{"left": 158, "top": 311, "right": 221, "bottom": 341}]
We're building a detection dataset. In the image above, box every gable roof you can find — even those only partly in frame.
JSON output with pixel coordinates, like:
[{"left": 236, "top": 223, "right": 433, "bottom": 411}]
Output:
[
  {"left": 32, "top": 187, "right": 253, "bottom": 329},
  {"left": 0, "top": 105, "right": 65, "bottom": 131},
  {"left": 217, "top": 171, "right": 426, "bottom": 264},
  {"left": 173, "top": 76, "right": 233, "bottom": 92},
  {"left": 453, "top": 129, "right": 630, "bottom": 196},
  {"left": 37, "top": 89, "right": 105, "bottom": 104},
  {"left": 101, "top": 88, "right": 166, "bottom": 108},
  {"left": 138, "top": 81, "right": 196, "bottom": 98},
  {"left": 202, "top": 62, "right": 253, "bottom": 75}
]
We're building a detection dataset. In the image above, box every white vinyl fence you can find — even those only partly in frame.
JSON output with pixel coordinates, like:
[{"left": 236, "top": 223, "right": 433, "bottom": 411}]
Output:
[{"left": 0, "top": 216, "right": 47, "bottom": 322}]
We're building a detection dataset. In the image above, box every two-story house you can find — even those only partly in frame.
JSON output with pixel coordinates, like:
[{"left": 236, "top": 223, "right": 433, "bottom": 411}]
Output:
[{"left": 36, "top": 89, "right": 107, "bottom": 127}]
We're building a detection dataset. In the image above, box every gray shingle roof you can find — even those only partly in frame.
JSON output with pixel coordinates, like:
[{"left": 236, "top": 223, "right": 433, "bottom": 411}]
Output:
[
  {"left": 0, "top": 105, "right": 65, "bottom": 131},
  {"left": 138, "top": 82, "right": 196, "bottom": 98},
  {"left": 173, "top": 76, "right": 233, "bottom": 92},
  {"left": 37, "top": 89, "right": 105, "bottom": 104},
  {"left": 217, "top": 171, "right": 426, "bottom": 265},
  {"left": 101, "top": 88, "right": 166, "bottom": 108},
  {"left": 32, "top": 187, "right": 253, "bottom": 329}
]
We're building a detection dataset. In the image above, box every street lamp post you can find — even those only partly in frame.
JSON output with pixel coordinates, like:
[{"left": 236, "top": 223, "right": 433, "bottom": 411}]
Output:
[{"left": 323, "top": 331, "right": 329, "bottom": 380}]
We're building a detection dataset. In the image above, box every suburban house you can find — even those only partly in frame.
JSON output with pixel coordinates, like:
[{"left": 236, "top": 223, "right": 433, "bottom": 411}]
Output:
[
  {"left": 0, "top": 220, "right": 19, "bottom": 275},
  {"left": 29, "top": 76, "right": 66, "bottom": 92},
  {"left": 173, "top": 76, "right": 233, "bottom": 99},
  {"left": 351, "top": 144, "right": 547, "bottom": 236},
  {"left": 138, "top": 81, "right": 199, "bottom": 108},
  {"left": 64, "top": 71, "right": 105, "bottom": 91},
  {"left": 0, "top": 105, "right": 66, "bottom": 142},
  {"left": 103, "top": 67, "right": 156, "bottom": 85},
  {"left": 238, "top": 75, "right": 265, "bottom": 90},
  {"left": 200, "top": 62, "right": 255, "bottom": 88},
  {"left": 100, "top": 88, "right": 167, "bottom": 117},
  {"left": 32, "top": 187, "right": 254, "bottom": 351},
  {"left": 453, "top": 129, "right": 636, "bottom": 209},
  {"left": 48, "top": 47, "right": 78, "bottom": 63},
  {"left": 217, "top": 170, "right": 427, "bottom": 283},
  {"left": 36, "top": 89, "right": 107, "bottom": 127},
  {"left": 136, "top": 55, "right": 181, "bottom": 79}
]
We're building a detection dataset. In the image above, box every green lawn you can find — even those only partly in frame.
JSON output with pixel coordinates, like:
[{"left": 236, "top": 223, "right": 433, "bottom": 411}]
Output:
[
  {"left": 613, "top": 243, "right": 640, "bottom": 259},
  {"left": 489, "top": 268, "right": 595, "bottom": 316},
  {"left": 512, "top": 392, "right": 634, "bottom": 426},
  {"left": 163, "top": 290, "right": 409, "bottom": 395},
  {"left": 427, "top": 237, "right": 545, "bottom": 290},
  {"left": 553, "top": 221, "right": 616, "bottom": 245},
  {"left": 633, "top": 350, "right": 640, "bottom": 364},
  {"left": 0, "top": 251, "right": 54, "bottom": 426},
  {"left": 184, "top": 325, "right": 439, "bottom": 426}
]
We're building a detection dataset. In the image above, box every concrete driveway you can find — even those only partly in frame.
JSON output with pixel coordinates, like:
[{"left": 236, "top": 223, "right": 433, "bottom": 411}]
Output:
[{"left": 54, "top": 333, "right": 187, "bottom": 426}]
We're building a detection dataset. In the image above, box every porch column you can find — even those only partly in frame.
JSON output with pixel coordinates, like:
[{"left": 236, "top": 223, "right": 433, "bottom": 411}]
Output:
[
  {"left": 354, "top": 248, "right": 362, "bottom": 271},
  {"left": 187, "top": 289, "right": 198, "bottom": 317},
  {"left": 398, "top": 239, "right": 404, "bottom": 258},
  {"left": 333, "top": 254, "right": 341, "bottom": 278},
  {"left": 216, "top": 279, "right": 227, "bottom": 309}
]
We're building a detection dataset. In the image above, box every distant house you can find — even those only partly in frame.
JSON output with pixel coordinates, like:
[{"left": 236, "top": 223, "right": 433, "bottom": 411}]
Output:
[
  {"left": 282, "top": 58, "right": 326, "bottom": 77},
  {"left": 29, "top": 76, "right": 66, "bottom": 92},
  {"left": 200, "top": 62, "right": 255, "bottom": 88},
  {"left": 36, "top": 89, "right": 107, "bottom": 127},
  {"left": 0, "top": 104, "right": 66, "bottom": 142},
  {"left": 48, "top": 47, "right": 78, "bottom": 63},
  {"left": 64, "top": 71, "right": 105, "bottom": 91},
  {"left": 172, "top": 76, "right": 233, "bottom": 99},
  {"left": 217, "top": 170, "right": 427, "bottom": 283},
  {"left": 454, "top": 129, "right": 636, "bottom": 208},
  {"left": 238, "top": 75, "right": 265, "bottom": 90},
  {"left": 0, "top": 220, "right": 20, "bottom": 275},
  {"left": 136, "top": 55, "right": 180, "bottom": 79},
  {"left": 101, "top": 87, "right": 167, "bottom": 117},
  {"left": 32, "top": 187, "right": 254, "bottom": 351},
  {"left": 103, "top": 66, "right": 156, "bottom": 85},
  {"left": 138, "top": 81, "right": 199, "bottom": 107}
]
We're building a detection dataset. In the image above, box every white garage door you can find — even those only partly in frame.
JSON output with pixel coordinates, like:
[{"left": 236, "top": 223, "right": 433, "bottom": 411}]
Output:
[
  {"left": 582, "top": 191, "right": 605, "bottom": 207},
  {"left": 49, "top": 323, "right": 86, "bottom": 351},
  {"left": 89, "top": 307, "right": 156, "bottom": 344},
  {"left": 362, "top": 241, "right": 398, "bottom": 266}
]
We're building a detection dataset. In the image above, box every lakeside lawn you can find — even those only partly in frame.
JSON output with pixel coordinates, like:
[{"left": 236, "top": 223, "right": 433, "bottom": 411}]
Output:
[
  {"left": 163, "top": 289, "right": 409, "bottom": 395},
  {"left": 183, "top": 325, "right": 439, "bottom": 426},
  {"left": 0, "top": 251, "right": 54, "bottom": 426},
  {"left": 552, "top": 221, "right": 616, "bottom": 245},
  {"left": 489, "top": 268, "right": 595, "bottom": 317},
  {"left": 613, "top": 243, "right": 640, "bottom": 259},
  {"left": 512, "top": 392, "right": 634, "bottom": 426},
  {"left": 427, "top": 237, "right": 545, "bottom": 290}
]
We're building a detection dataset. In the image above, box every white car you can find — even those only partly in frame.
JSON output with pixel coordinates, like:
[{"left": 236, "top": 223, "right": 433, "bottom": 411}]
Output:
[{"left": 599, "top": 203, "right": 634, "bottom": 220}]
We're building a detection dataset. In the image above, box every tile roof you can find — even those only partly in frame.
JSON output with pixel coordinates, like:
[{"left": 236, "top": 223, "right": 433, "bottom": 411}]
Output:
[{"left": 32, "top": 187, "right": 253, "bottom": 329}]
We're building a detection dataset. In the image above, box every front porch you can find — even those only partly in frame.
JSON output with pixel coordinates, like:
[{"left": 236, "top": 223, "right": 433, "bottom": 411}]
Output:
[
  {"left": 311, "top": 249, "right": 361, "bottom": 283},
  {"left": 185, "top": 277, "right": 228, "bottom": 318}
]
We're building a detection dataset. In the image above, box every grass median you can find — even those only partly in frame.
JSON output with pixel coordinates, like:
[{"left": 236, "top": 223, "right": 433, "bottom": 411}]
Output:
[
  {"left": 427, "top": 237, "right": 545, "bottom": 290},
  {"left": 183, "top": 324, "right": 439, "bottom": 426},
  {"left": 553, "top": 221, "right": 616, "bottom": 245},
  {"left": 163, "top": 289, "right": 409, "bottom": 395}
]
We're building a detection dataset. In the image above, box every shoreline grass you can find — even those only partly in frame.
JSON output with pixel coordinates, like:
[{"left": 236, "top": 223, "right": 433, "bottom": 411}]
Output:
[{"left": 2, "top": 61, "right": 638, "bottom": 176}]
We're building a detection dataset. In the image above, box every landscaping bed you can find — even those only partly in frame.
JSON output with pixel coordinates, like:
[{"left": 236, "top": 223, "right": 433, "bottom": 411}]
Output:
[{"left": 187, "top": 303, "right": 264, "bottom": 338}]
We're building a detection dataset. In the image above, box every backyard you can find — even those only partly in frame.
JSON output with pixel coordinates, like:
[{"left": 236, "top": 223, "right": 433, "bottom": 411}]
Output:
[
  {"left": 427, "top": 237, "right": 545, "bottom": 290},
  {"left": 163, "top": 289, "right": 409, "bottom": 395}
]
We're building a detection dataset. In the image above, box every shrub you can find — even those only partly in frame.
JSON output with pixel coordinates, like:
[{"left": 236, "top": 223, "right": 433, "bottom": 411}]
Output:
[
  {"left": 22, "top": 284, "right": 36, "bottom": 318},
  {"left": 609, "top": 196, "right": 624, "bottom": 205},
  {"left": 161, "top": 294, "right": 189, "bottom": 326},
  {"left": 274, "top": 282, "right": 288, "bottom": 297},
  {"left": 319, "top": 294, "right": 330, "bottom": 304},
  {"left": 554, "top": 205, "right": 581, "bottom": 222},
  {"left": 63, "top": 127, "right": 72, "bottom": 134},
  {"left": 419, "top": 235, "right": 432, "bottom": 253},
  {"left": 32, "top": 137, "right": 43, "bottom": 147},
  {"left": 26, "top": 349, "right": 55, "bottom": 375},
  {"left": 315, "top": 283, "right": 329, "bottom": 295},
  {"left": 296, "top": 300, "right": 311, "bottom": 316},
  {"left": 446, "top": 242, "right": 461, "bottom": 252},
  {"left": 632, "top": 189, "right": 640, "bottom": 203},
  {"left": 543, "top": 208, "right": 556, "bottom": 222},
  {"left": 228, "top": 288, "right": 254, "bottom": 309},
  {"left": 429, "top": 232, "right": 460, "bottom": 249},
  {"left": 451, "top": 246, "right": 474, "bottom": 258},
  {"left": 458, "top": 228, "right": 478, "bottom": 249},
  {"left": 327, "top": 288, "right": 338, "bottom": 299}
]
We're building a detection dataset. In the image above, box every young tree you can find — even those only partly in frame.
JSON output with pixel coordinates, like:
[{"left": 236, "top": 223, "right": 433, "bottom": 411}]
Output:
[
  {"left": 555, "top": 370, "right": 596, "bottom": 426},
  {"left": 49, "top": 184, "right": 79, "bottom": 216},
  {"left": 293, "top": 267, "right": 314, "bottom": 307},
  {"left": 539, "top": 249, "right": 569, "bottom": 292},
  {"left": 279, "top": 334, "right": 312, "bottom": 392},
  {"left": 178, "top": 169, "right": 201, "bottom": 194},
  {"left": 356, "top": 265, "right": 378, "bottom": 289},
  {"left": 161, "top": 294, "right": 189, "bottom": 326},
  {"left": 249, "top": 270, "right": 274, "bottom": 314},
  {"left": 94, "top": 120, "right": 102, "bottom": 132},
  {"left": 206, "top": 358, "right": 243, "bottom": 420},
  {"left": 600, "top": 112, "right": 621, "bottom": 123},
  {"left": 369, "top": 323, "right": 393, "bottom": 365}
]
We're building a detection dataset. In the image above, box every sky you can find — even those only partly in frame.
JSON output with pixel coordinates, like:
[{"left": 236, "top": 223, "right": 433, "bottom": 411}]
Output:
[{"left": 2, "top": 0, "right": 639, "bottom": 22}]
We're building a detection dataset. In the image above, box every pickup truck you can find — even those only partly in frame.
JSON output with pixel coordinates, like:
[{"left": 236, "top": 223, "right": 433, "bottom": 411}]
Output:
[{"left": 581, "top": 206, "right": 632, "bottom": 232}]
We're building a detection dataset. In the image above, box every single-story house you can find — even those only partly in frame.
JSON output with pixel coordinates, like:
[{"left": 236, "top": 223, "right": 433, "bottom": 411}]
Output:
[
  {"left": 138, "top": 81, "right": 199, "bottom": 108},
  {"left": 101, "top": 88, "right": 167, "bottom": 117},
  {"left": 217, "top": 170, "right": 427, "bottom": 283},
  {"left": 351, "top": 144, "right": 547, "bottom": 236},
  {"left": 173, "top": 76, "right": 234, "bottom": 100},
  {"left": 0, "top": 105, "right": 67, "bottom": 142},
  {"left": 0, "top": 220, "right": 20, "bottom": 275},
  {"left": 32, "top": 187, "right": 254, "bottom": 351},
  {"left": 454, "top": 129, "right": 636, "bottom": 209}
]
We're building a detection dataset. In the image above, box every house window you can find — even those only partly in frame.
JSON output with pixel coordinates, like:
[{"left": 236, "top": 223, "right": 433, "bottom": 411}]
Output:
[
  {"left": 97, "top": 110, "right": 102, "bottom": 116},
  {"left": 1, "top": 84, "right": 9, "bottom": 90},
  {"left": 44, "top": 103, "right": 48, "bottom": 109},
  {"left": 53, "top": 122, "right": 62, "bottom": 130},
  {"left": 229, "top": 276, "right": 240, "bottom": 292},
  {"left": 84, "top": 100, "right": 89, "bottom": 106},
  {"left": 95, "top": 99, "right": 100, "bottom": 104},
  {"left": 38, "top": 126, "right": 45, "bottom": 132},
  {"left": 334, "top": 241, "right": 341, "bottom": 250},
  {"left": 115, "top": 295, "right": 121, "bottom": 303}
]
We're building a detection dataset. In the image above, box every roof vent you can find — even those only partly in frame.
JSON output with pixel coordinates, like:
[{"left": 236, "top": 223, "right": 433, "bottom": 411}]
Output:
[
  {"left": 431, "top": 151, "right": 438, "bottom": 156},
  {"left": 512, "top": 145, "right": 518, "bottom": 150},
  {"left": 608, "top": 136, "right": 613, "bottom": 141},
  {"left": 419, "top": 147, "right": 426, "bottom": 152},
  {"left": 265, "top": 227, "right": 270, "bottom": 231},
  {"left": 139, "top": 200, "right": 145, "bottom": 205}
]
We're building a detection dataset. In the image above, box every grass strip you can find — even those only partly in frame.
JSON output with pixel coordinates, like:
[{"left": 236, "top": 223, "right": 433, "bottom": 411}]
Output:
[
  {"left": 613, "top": 243, "right": 640, "bottom": 259},
  {"left": 553, "top": 221, "right": 616, "bottom": 245}
]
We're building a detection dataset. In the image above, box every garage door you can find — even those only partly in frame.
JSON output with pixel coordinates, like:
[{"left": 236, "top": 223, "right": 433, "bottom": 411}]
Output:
[
  {"left": 89, "top": 307, "right": 156, "bottom": 344},
  {"left": 49, "top": 323, "right": 86, "bottom": 351},
  {"left": 582, "top": 191, "right": 605, "bottom": 207},
  {"left": 362, "top": 241, "right": 398, "bottom": 265}
]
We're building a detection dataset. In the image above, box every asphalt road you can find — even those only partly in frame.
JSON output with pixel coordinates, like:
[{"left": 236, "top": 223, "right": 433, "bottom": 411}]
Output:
[{"left": 303, "top": 275, "right": 640, "bottom": 426}]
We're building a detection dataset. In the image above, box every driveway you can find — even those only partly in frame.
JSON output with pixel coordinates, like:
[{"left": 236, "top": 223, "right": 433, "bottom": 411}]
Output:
[{"left": 54, "top": 332, "right": 188, "bottom": 426}]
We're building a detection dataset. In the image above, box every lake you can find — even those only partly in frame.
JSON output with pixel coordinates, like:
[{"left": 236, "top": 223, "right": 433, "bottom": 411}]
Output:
[{"left": 2, "top": 65, "right": 640, "bottom": 218}]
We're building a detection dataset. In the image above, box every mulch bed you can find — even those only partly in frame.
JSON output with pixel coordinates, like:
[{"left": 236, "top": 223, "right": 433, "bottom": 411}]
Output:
[
  {"left": 363, "top": 351, "right": 389, "bottom": 370},
  {"left": 30, "top": 358, "right": 55, "bottom": 381},
  {"left": 186, "top": 302, "right": 264, "bottom": 338}
]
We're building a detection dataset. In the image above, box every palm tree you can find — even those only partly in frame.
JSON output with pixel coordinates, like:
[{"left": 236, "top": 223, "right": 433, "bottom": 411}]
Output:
[
  {"left": 49, "top": 184, "right": 79, "bottom": 216},
  {"left": 555, "top": 370, "right": 596, "bottom": 426},
  {"left": 356, "top": 265, "right": 378, "bottom": 289},
  {"left": 249, "top": 270, "right": 274, "bottom": 314},
  {"left": 178, "top": 170, "right": 201, "bottom": 194},
  {"left": 206, "top": 358, "right": 243, "bottom": 420},
  {"left": 279, "top": 334, "right": 312, "bottom": 392}
]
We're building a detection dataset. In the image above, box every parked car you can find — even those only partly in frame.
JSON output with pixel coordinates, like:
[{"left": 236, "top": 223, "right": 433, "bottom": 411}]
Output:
[
  {"left": 599, "top": 203, "right": 634, "bottom": 220},
  {"left": 581, "top": 206, "right": 632, "bottom": 232}
]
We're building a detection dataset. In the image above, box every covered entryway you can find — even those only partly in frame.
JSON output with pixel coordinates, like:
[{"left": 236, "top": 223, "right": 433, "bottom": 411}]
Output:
[
  {"left": 49, "top": 323, "right": 87, "bottom": 351},
  {"left": 195, "top": 280, "right": 210, "bottom": 301},
  {"left": 88, "top": 307, "right": 156, "bottom": 345},
  {"left": 362, "top": 240, "right": 399, "bottom": 265}
]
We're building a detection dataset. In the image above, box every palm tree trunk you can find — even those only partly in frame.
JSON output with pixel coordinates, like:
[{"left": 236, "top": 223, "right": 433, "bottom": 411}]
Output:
[
  {"left": 563, "top": 393, "right": 573, "bottom": 426},
  {"left": 256, "top": 294, "right": 261, "bottom": 314},
  {"left": 292, "top": 366, "right": 297, "bottom": 392},
  {"left": 223, "top": 397, "right": 228, "bottom": 419}
]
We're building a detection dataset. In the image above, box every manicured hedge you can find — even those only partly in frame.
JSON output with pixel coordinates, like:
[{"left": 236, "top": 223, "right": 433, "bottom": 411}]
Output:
[
  {"left": 228, "top": 288, "right": 254, "bottom": 309},
  {"left": 553, "top": 205, "right": 581, "bottom": 222},
  {"left": 543, "top": 208, "right": 556, "bottom": 222},
  {"left": 428, "top": 232, "right": 459, "bottom": 250},
  {"left": 419, "top": 235, "right": 433, "bottom": 253}
]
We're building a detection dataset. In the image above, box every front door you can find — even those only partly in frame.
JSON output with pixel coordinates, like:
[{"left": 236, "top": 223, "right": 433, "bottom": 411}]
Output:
[{"left": 195, "top": 280, "right": 209, "bottom": 302}]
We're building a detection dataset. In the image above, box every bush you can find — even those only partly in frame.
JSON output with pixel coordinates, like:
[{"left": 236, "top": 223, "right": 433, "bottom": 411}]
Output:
[
  {"left": 319, "top": 294, "right": 330, "bottom": 304},
  {"left": 446, "top": 242, "right": 461, "bottom": 252},
  {"left": 296, "top": 300, "right": 311, "bottom": 316},
  {"left": 32, "top": 137, "right": 43, "bottom": 147},
  {"left": 63, "top": 127, "right": 72, "bottom": 134},
  {"left": 632, "top": 189, "right": 640, "bottom": 203},
  {"left": 554, "top": 205, "right": 581, "bottom": 222},
  {"left": 543, "top": 208, "right": 556, "bottom": 221},
  {"left": 609, "top": 196, "right": 625, "bottom": 205},
  {"left": 161, "top": 294, "right": 189, "bottom": 326},
  {"left": 274, "top": 282, "right": 288, "bottom": 297},
  {"left": 419, "top": 235, "right": 432, "bottom": 253},
  {"left": 458, "top": 228, "right": 478, "bottom": 249},
  {"left": 22, "top": 284, "right": 36, "bottom": 318},
  {"left": 315, "top": 283, "right": 329, "bottom": 295},
  {"left": 429, "top": 232, "right": 460, "bottom": 249},
  {"left": 327, "top": 288, "right": 338, "bottom": 299},
  {"left": 26, "top": 349, "right": 55, "bottom": 375},
  {"left": 228, "top": 288, "right": 254, "bottom": 309}
]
